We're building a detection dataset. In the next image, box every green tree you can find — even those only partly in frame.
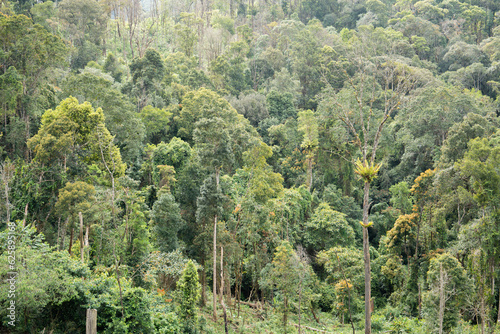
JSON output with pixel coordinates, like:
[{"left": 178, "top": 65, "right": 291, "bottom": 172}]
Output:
[
  {"left": 440, "top": 112, "right": 498, "bottom": 165},
  {"left": 194, "top": 115, "right": 235, "bottom": 319},
  {"left": 0, "top": 222, "right": 78, "bottom": 331},
  {"left": 127, "top": 48, "right": 166, "bottom": 110},
  {"left": 55, "top": 181, "right": 96, "bottom": 253},
  {"left": 27, "top": 97, "right": 126, "bottom": 179},
  {"left": 150, "top": 192, "right": 184, "bottom": 252},
  {"left": 298, "top": 109, "right": 318, "bottom": 190},
  {"left": 0, "top": 14, "right": 68, "bottom": 158},
  {"left": 61, "top": 68, "right": 145, "bottom": 163},
  {"left": 30, "top": 1, "right": 56, "bottom": 32},
  {"left": 266, "top": 90, "right": 296, "bottom": 122},
  {"left": 389, "top": 182, "right": 413, "bottom": 215},
  {"left": 174, "top": 13, "right": 201, "bottom": 57},
  {"left": 320, "top": 57, "right": 421, "bottom": 333},
  {"left": 176, "top": 260, "right": 201, "bottom": 334},
  {"left": 57, "top": 0, "right": 107, "bottom": 69},
  {"left": 457, "top": 135, "right": 500, "bottom": 207},
  {"left": 304, "top": 202, "right": 355, "bottom": 253},
  {"left": 228, "top": 92, "right": 269, "bottom": 127},
  {"left": 260, "top": 240, "right": 304, "bottom": 333},
  {"left": 423, "top": 253, "right": 470, "bottom": 334},
  {"left": 139, "top": 105, "right": 172, "bottom": 144}
]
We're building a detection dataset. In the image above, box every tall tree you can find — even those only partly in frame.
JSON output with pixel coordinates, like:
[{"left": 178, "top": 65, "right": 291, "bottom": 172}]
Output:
[
  {"left": 176, "top": 260, "right": 201, "bottom": 334},
  {"left": 0, "top": 14, "right": 68, "bottom": 158},
  {"left": 297, "top": 109, "right": 318, "bottom": 190},
  {"left": 194, "top": 116, "right": 234, "bottom": 320},
  {"left": 320, "top": 55, "right": 423, "bottom": 333}
]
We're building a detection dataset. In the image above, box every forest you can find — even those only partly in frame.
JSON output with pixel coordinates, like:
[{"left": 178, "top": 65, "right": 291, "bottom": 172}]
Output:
[{"left": 1, "top": 0, "right": 500, "bottom": 332}]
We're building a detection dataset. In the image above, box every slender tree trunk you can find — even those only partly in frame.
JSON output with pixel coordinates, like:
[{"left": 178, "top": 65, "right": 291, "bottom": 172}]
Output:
[
  {"left": 213, "top": 167, "right": 220, "bottom": 320},
  {"left": 480, "top": 280, "right": 486, "bottom": 334},
  {"left": 438, "top": 263, "right": 445, "bottom": 334},
  {"left": 2, "top": 162, "right": 13, "bottom": 223},
  {"left": 219, "top": 246, "right": 224, "bottom": 301},
  {"left": 68, "top": 228, "right": 74, "bottom": 255},
  {"left": 212, "top": 214, "right": 217, "bottom": 320},
  {"left": 284, "top": 296, "right": 288, "bottom": 334},
  {"left": 201, "top": 256, "right": 207, "bottom": 306},
  {"left": 497, "top": 281, "right": 500, "bottom": 323},
  {"left": 363, "top": 181, "right": 371, "bottom": 334},
  {"left": 333, "top": 247, "right": 355, "bottom": 334},
  {"left": 79, "top": 212, "right": 84, "bottom": 262},
  {"left": 306, "top": 156, "right": 313, "bottom": 191},
  {"left": 298, "top": 283, "right": 302, "bottom": 334},
  {"left": 22, "top": 203, "right": 28, "bottom": 227},
  {"left": 237, "top": 262, "right": 242, "bottom": 317},
  {"left": 85, "top": 225, "right": 89, "bottom": 260},
  {"left": 220, "top": 247, "right": 228, "bottom": 334},
  {"left": 60, "top": 217, "right": 68, "bottom": 251},
  {"left": 113, "top": 245, "right": 125, "bottom": 319},
  {"left": 310, "top": 303, "right": 320, "bottom": 323}
]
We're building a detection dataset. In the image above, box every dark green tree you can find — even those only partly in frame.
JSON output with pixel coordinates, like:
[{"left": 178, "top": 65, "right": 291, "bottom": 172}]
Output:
[{"left": 176, "top": 260, "right": 201, "bottom": 333}]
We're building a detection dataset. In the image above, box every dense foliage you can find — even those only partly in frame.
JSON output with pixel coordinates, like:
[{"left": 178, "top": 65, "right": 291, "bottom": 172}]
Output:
[{"left": 2, "top": 0, "right": 500, "bottom": 332}]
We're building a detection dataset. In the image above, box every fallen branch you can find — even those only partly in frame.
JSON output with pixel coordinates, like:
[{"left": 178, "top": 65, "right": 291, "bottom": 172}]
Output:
[{"left": 239, "top": 300, "right": 263, "bottom": 309}]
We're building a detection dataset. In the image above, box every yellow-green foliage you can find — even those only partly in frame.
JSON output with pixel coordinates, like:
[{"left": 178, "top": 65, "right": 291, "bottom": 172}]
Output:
[
  {"left": 354, "top": 158, "right": 380, "bottom": 183},
  {"left": 28, "top": 97, "right": 126, "bottom": 177}
]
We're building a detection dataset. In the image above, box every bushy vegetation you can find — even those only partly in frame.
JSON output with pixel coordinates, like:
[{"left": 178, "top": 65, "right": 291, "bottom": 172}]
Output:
[{"left": 2, "top": 0, "right": 500, "bottom": 332}]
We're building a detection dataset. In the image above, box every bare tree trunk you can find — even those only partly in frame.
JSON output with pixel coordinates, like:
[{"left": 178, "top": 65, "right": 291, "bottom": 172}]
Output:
[
  {"left": 284, "top": 296, "right": 288, "bottom": 334},
  {"left": 219, "top": 246, "right": 224, "bottom": 300},
  {"left": 497, "top": 281, "right": 500, "bottom": 323},
  {"left": 306, "top": 157, "right": 313, "bottom": 191},
  {"left": 79, "top": 212, "right": 84, "bottom": 262},
  {"left": 310, "top": 303, "right": 320, "bottom": 323},
  {"left": 69, "top": 228, "right": 74, "bottom": 255},
  {"left": 220, "top": 247, "right": 228, "bottom": 334},
  {"left": 1, "top": 161, "right": 14, "bottom": 223},
  {"left": 298, "top": 282, "right": 302, "bottom": 334},
  {"left": 480, "top": 281, "right": 486, "bottom": 334},
  {"left": 438, "top": 263, "right": 445, "bottom": 334},
  {"left": 113, "top": 244, "right": 125, "bottom": 319},
  {"left": 57, "top": 217, "right": 61, "bottom": 248},
  {"left": 60, "top": 217, "right": 68, "bottom": 251},
  {"left": 201, "top": 256, "right": 207, "bottom": 306},
  {"left": 85, "top": 225, "right": 90, "bottom": 260},
  {"left": 213, "top": 167, "right": 220, "bottom": 320},
  {"left": 22, "top": 203, "right": 28, "bottom": 227},
  {"left": 363, "top": 181, "right": 371, "bottom": 334}
]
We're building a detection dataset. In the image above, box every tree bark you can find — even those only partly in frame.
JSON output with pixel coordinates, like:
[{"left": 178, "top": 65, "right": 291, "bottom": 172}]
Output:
[
  {"left": 220, "top": 246, "right": 228, "bottom": 334},
  {"left": 79, "top": 212, "right": 84, "bottom": 262},
  {"left": 306, "top": 157, "right": 313, "bottom": 191},
  {"left": 22, "top": 203, "right": 28, "bottom": 228},
  {"left": 438, "top": 263, "right": 445, "bottom": 334},
  {"left": 86, "top": 309, "right": 97, "bottom": 334},
  {"left": 213, "top": 212, "right": 217, "bottom": 320},
  {"left": 298, "top": 281, "right": 302, "bottom": 334},
  {"left": 213, "top": 167, "right": 220, "bottom": 320},
  {"left": 68, "top": 228, "right": 74, "bottom": 255},
  {"left": 201, "top": 256, "right": 207, "bottom": 307},
  {"left": 497, "top": 280, "right": 500, "bottom": 323},
  {"left": 363, "top": 181, "right": 371, "bottom": 334}
]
